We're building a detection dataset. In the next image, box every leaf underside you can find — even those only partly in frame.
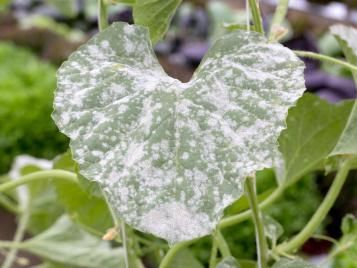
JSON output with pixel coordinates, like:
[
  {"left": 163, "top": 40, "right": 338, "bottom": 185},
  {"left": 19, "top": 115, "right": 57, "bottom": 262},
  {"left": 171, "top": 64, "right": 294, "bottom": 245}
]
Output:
[{"left": 53, "top": 22, "right": 305, "bottom": 243}]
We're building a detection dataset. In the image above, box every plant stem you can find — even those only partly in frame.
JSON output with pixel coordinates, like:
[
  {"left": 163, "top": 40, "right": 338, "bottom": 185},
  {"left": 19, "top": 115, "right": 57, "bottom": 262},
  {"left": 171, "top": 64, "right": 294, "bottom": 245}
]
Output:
[
  {"left": 245, "top": 177, "right": 269, "bottom": 268},
  {"left": 98, "top": 0, "right": 109, "bottom": 31},
  {"left": 121, "top": 222, "right": 130, "bottom": 268},
  {"left": 219, "top": 185, "right": 284, "bottom": 229},
  {"left": 248, "top": 0, "right": 264, "bottom": 34},
  {"left": 268, "top": 0, "right": 289, "bottom": 41},
  {"left": 0, "top": 241, "right": 23, "bottom": 250},
  {"left": 2, "top": 205, "right": 30, "bottom": 268},
  {"left": 294, "top": 50, "right": 357, "bottom": 74},
  {"left": 0, "top": 194, "right": 21, "bottom": 214},
  {"left": 215, "top": 230, "right": 231, "bottom": 258},
  {"left": 209, "top": 236, "right": 218, "bottom": 268},
  {"left": 0, "top": 170, "right": 77, "bottom": 193},
  {"left": 276, "top": 159, "right": 352, "bottom": 253}
]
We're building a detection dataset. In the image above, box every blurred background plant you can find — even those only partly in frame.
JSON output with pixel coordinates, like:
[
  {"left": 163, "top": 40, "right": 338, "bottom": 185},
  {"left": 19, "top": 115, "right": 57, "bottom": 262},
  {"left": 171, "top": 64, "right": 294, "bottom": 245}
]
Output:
[{"left": 0, "top": 1, "right": 356, "bottom": 267}]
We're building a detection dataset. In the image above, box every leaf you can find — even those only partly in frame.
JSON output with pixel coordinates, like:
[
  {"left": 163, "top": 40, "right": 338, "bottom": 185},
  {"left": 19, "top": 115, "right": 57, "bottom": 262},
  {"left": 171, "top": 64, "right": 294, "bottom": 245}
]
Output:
[
  {"left": 169, "top": 249, "right": 204, "bottom": 268},
  {"left": 341, "top": 214, "right": 357, "bottom": 236},
  {"left": 333, "top": 214, "right": 357, "bottom": 267},
  {"left": 53, "top": 153, "right": 113, "bottom": 235},
  {"left": 52, "top": 22, "right": 305, "bottom": 243},
  {"left": 329, "top": 24, "right": 357, "bottom": 156},
  {"left": 8, "top": 155, "right": 63, "bottom": 234},
  {"left": 272, "top": 258, "right": 317, "bottom": 268},
  {"left": 133, "top": 0, "right": 182, "bottom": 44},
  {"left": 23, "top": 216, "right": 126, "bottom": 268},
  {"left": 216, "top": 256, "right": 240, "bottom": 268},
  {"left": 46, "top": 0, "right": 78, "bottom": 18},
  {"left": 278, "top": 93, "right": 353, "bottom": 182},
  {"left": 263, "top": 214, "right": 283, "bottom": 245}
]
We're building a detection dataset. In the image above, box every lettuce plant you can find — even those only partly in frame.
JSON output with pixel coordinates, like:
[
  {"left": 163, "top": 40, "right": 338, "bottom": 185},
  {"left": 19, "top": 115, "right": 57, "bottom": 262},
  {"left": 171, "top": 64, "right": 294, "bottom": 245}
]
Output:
[{"left": 1, "top": 1, "right": 357, "bottom": 268}]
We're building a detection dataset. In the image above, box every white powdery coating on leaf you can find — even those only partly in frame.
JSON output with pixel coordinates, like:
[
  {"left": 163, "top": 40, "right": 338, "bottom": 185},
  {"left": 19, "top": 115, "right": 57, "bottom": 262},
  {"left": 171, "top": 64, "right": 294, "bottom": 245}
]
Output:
[
  {"left": 52, "top": 22, "right": 306, "bottom": 243},
  {"left": 139, "top": 202, "right": 212, "bottom": 244}
]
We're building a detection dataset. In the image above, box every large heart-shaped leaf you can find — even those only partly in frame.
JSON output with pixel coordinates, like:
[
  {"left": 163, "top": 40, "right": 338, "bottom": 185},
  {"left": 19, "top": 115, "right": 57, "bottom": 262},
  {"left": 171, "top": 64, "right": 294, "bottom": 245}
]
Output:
[{"left": 52, "top": 22, "right": 305, "bottom": 243}]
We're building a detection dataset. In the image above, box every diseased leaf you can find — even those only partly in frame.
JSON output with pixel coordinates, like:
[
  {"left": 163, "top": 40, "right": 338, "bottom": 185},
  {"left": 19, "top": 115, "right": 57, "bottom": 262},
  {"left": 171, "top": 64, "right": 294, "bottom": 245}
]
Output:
[
  {"left": 216, "top": 256, "right": 240, "bottom": 268},
  {"left": 278, "top": 93, "right": 353, "bottom": 182},
  {"left": 133, "top": 0, "right": 182, "bottom": 44},
  {"left": 23, "top": 216, "right": 126, "bottom": 268},
  {"left": 52, "top": 22, "right": 305, "bottom": 243},
  {"left": 272, "top": 258, "right": 316, "bottom": 268},
  {"left": 330, "top": 24, "right": 357, "bottom": 156}
]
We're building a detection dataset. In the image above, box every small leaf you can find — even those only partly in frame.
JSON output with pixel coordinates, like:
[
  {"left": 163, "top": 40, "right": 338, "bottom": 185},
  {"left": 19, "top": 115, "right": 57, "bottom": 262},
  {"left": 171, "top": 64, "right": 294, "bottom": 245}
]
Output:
[
  {"left": 23, "top": 216, "right": 126, "bottom": 268},
  {"left": 53, "top": 22, "right": 305, "bottom": 243},
  {"left": 133, "top": 0, "right": 182, "bottom": 44},
  {"left": 53, "top": 153, "right": 113, "bottom": 235},
  {"left": 9, "top": 156, "right": 63, "bottom": 234},
  {"left": 279, "top": 93, "right": 353, "bottom": 182},
  {"left": 216, "top": 256, "right": 240, "bottom": 268},
  {"left": 263, "top": 214, "right": 283, "bottom": 245},
  {"left": 272, "top": 258, "right": 317, "bottom": 268},
  {"left": 169, "top": 248, "right": 204, "bottom": 268},
  {"left": 329, "top": 24, "right": 357, "bottom": 156},
  {"left": 341, "top": 214, "right": 357, "bottom": 236}
]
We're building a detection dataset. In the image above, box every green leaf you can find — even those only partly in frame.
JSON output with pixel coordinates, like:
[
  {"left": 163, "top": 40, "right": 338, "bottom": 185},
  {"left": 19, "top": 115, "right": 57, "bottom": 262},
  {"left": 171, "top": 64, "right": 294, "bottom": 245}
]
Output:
[
  {"left": 46, "top": 0, "right": 78, "bottom": 18},
  {"left": 52, "top": 22, "right": 305, "bottom": 243},
  {"left": 263, "top": 214, "right": 283, "bottom": 245},
  {"left": 53, "top": 153, "right": 113, "bottom": 235},
  {"left": 23, "top": 216, "right": 126, "bottom": 268},
  {"left": 8, "top": 156, "right": 63, "bottom": 234},
  {"left": 216, "top": 256, "right": 240, "bottom": 268},
  {"left": 169, "top": 248, "right": 204, "bottom": 268},
  {"left": 272, "top": 258, "right": 316, "bottom": 268},
  {"left": 329, "top": 24, "right": 357, "bottom": 156},
  {"left": 133, "top": 0, "right": 182, "bottom": 44},
  {"left": 330, "top": 24, "right": 357, "bottom": 82},
  {"left": 278, "top": 93, "right": 353, "bottom": 182},
  {"left": 341, "top": 214, "right": 357, "bottom": 236},
  {"left": 332, "top": 214, "right": 357, "bottom": 268}
]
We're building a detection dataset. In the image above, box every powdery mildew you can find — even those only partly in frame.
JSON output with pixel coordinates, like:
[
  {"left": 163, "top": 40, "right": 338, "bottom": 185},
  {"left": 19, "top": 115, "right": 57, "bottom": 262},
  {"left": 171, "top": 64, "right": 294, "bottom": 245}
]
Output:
[{"left": 52, "top": 22, "right": 305, "bottom": 243}]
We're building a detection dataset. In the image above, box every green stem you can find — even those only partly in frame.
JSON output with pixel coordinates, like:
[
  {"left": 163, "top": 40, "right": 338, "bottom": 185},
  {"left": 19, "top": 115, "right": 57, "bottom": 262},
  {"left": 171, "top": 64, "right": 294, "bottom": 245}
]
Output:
[
  {"left": 209, "top": 236, "right": 218, "bottom": 268},
  {"left": 215, "top": 230, "right": 231, "bottom": 258},
  {"left": 248, "top": 0, "right": 264, "bottom": 34},
  {"left": 98, "top": 0, "right": 109, "bottom": 31},
  {"left": 2, "top": 205, "right": 30, "bottom": 268},
  {"left": 0, "top": 170, "right": 78, "bottom": 193},
  {"left": 268, "top": 0, "right": 289, "bottom": 41},
  {"left": 219, "top": 185, "right": 284, "bottom": 229},
  {"left": 0, "top": 241, "right": 23, "bottom": 250},
  {"left": 276, "top": 159, "right": 352, "bottom": 253},
  {"left": 0, "top": 194, "right": 21, "bottom": 214},
  {"left": 294, "top": 50, "right": 357, "bottom": 74},
  {"left": 245, "top": 177, "right": 269, "bottom": 268},
  {"left": 121, "top": 222, "right": 130, "bottom": 268}
]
